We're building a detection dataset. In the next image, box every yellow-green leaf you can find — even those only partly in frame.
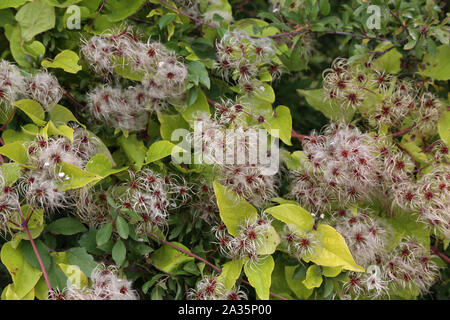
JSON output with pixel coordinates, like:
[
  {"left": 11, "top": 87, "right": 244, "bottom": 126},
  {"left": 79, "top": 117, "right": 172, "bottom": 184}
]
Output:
[
  {"left": 438, "top": 110, "right": 449, "bottom": 145},
  {"left": 217, "top": 259, "right": 244, "bottom": 290},
  {"left": 256, "top": 225, "right": 280, "bottom": 255},
  {"left": 213, "top": 181, "right": 257, "bottom": 236},
  {"left": 41, "top": 50, "right": 82, "bottom": 74},
  {"left": 244, "top": 255, "right": 274, "bottom": 300},
  {"left": 321, "top": 266, "right": 342, "bottom": 277},
  {"left": 264, "top": 105, "right": 292, "bottom": 146},
  {"left": 284, "top": 266, "right": 313, "bottom": 299},
  {"left": 150, "top": 242, "right": 194, "bottom": 273},
  {"left": 58, "top": 263, "right": 88, "bottom": 289},
  {"left": 265, "top": 203, "right": 314, "bottom": 232},
  {"left": 309, "top": 224, "right": 364, "bottom": 272},
  {"left": 59, "top": 161, "right": 102, "bottom": 190},
  {"left": 146, "top": 140, "right": 185, "bottom": 164},
  {"left": 14, "top": 99, "right": 46, "bottom": 126},
  {"left": 0, "top": 242, "right": 42, "bottom": 299},
  {"left": 302, "top": 265, "right": 323, "bottom": 289}
]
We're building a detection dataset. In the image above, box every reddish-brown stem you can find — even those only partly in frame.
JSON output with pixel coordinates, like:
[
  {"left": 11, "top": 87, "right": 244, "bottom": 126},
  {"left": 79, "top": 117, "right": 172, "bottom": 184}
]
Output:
[
  {"left": 17, "top": 205, "right": 54, "bottom": 300},
  {"left": 431, "top": 246, "right": 450, "bottom": 264},
  {"left": 149, "top": 232, "right": 288, "bottom": 300},
  {"left": 291, "top": 130, "right": 313, "bottom": 142},
  {"left": 392, "top": 124, "right": 415, "bottom": 138},
  {"left": 63, "top": 90, "right": 85, "bottom": 110},
  {"left": 0, "top": 108, "right": 16, "bottom": 132},
  {"left": 423, "top": 140, "right": 440, "bottom": 153},
  {"left": 89, "top": 0, "right": 106, "bottom": 32},
  {"left": 396, "top": 143, "right": 422, "bottom": 175}
]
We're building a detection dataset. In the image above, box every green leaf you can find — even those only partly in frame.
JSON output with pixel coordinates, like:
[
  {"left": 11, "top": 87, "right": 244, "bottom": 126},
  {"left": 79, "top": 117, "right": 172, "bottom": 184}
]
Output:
[
  {"left": 0, "top": 0, "right": 29, "bottom": 9},
  {"left": 59, "top": 161, "right": 102, "bottom": 190},
  {"left": 302, "top": 265, "right": 323, "bottom": 289},
  {"left": 0, "top": 141, "right": 28, "bottom": 164},
  {"left": 438, "top": 110, "right": 450, "bottom": 145},
  {"left": 159, "top": 13, "right": 176, "bottom": 29},
  {"left": 217, "top": 259, "right": 244, "bottom": 290},
  {"left": 255, "top": 83, "right": 275, "bottom": 104},
  {"left": 265, "top": 203, "right": 315, "bottom": 232},
  {"left": 34, "top": 277, "right": 49, "bottom": 300},
  {"left": 0, "top": 242, "right": 42, "bottom": 299},
  {"left": 14, "top": 99, "right": 46, "bottom": 126},
  {"left": 319, "top": 0, "right": 330, "bottom": 15},
  {"left": 5, "top": 25, "right": 45, "bottom": 68},
  {"left": 146, "top": 140, "right": 184, "bottom": 163},
  {"left": 213, "top": 181, "right": 258, "bottom": 236},
  {"left": 113, "top": 56, "right": 145, "bottom": 81},
  {"left": 96, "top": 222, "right": 113, "bottom": 246},
  {"left": 9, "top": 205, "right": 44, "bottom": 242},
  {"left": 40, "top": 121, "right": 74, "bottom": 142},
  {"left": 105, "top": 0, "right": 146, "bottom": 22},
  {"left": 321, "top": 266, "right": 342, "bottom": 277},
  {"left": 186, "top": 61, "right": 211, "bottom": 89},
  {"left": 257, "top": 225, "right": 280, "bottom": 255},
  {"left": 112, "top": 240, "right": 126, "bottom": 266},
  {"left": 58, "top": 263, "right": 88, "bottom": 288},
  {"left": 264, "top": 105, "right": 292, "bottom": 146},
  {"left": 118, "top": 134, "right": 147, "bottom": 170},
  {"left": 46, "top": 217, "right": 87, "bottom": 235},
  {"left": 66, "top": 247, "right": 97, "bottom": 277},
  {"left": 157, "top": 112, "right": 190, "bottom": 141},
  {"left": 0, "top": 162, "right": 23, "bottom": 185},
  {"left": 384, "top": 211, "right": 430, "bottom": 249},
  {"left": 15, "top": 0, "right": 55, "bottom": 42},
  {"left": 181, "top": 88, "right": 211, "bottom": 123},
  {"left": 116, "top": 216, "right": 129, "bottom": 240},
  {"left": 48, "top": 104, "right": 82, "bottom": 126},
  {"left": 418, "top": 45, "right": 450, "bottom": 80},
  {"left": 244, "top": 255, "right": 274, "bottom": 300},
  {"left": 373, "top": 42, "right": 402, "bottom": 74},
  {"left": 85, "top": 153, "right": 127, "bottom": 177},
  {"left": 19, "top": 240, "right": 51, "bottom": 271},
  {"left": 45, "top": 0, "right": 82, "bottom": 7},
  {"left": 41, "top": 50, "right": 82, "bottom": 74},
  {"left": 284, "top": 265, "right": 313, "bottom": 299},
  {"left": 297, "top": 88, "right": 354, "bottom": 123},
  {"left": 309, "top": 224, "right": 365, "bottom": 272},
  {"left": 150, "top": 242, "right": 195, "bottom": 273}
]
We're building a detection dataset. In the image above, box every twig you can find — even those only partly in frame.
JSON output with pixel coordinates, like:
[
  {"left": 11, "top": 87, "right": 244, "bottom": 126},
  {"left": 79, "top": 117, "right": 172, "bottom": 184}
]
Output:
[
  {"left": 431, "top": 246, "right": 450, "bottom": 264},
  {"left": 17, "top": 205, "right": 54, "bottom": 300},
  {"left": 291, "top": 130, "right": 313, "bottom": 142},
  {"left": 392, "top": 123, "right": 415, "bottom": 138},
  {"left": 0, "top": 108, "right": 16, "bottom": 132},
  {"left": 423, "top": 140, "right": 440, "bottom": 153},
  {"left": 372, "top": 45, "right": 396, "bottom": 59},
  {"left": 396, "top": 143, "right": 422, "bottom": 175},
  {"left": 63, "top": 89, "right": 85, "bottom": 110},
  {"left": 89, "top": 0, "right": 107, "bottom": 32},
  {"left": 148, "top": 232, "right": 288, "bottom": 300}
]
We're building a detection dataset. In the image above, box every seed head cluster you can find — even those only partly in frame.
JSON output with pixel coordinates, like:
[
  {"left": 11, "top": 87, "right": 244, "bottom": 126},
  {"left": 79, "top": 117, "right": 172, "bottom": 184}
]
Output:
[
  {"left": 214, "top": 214, "right": 273, "bottom": 264},
  {"left": 187, "top": 275, "right": 247, "bottom": 300},
  {"left": 214, "top": 30, "right": 281, "bottom": 91},
  {"left": 53, "top": 264, "right": 138, "bottom": 300},
  {"left": 322, "top": 58, "right": 444, "bottom": 136},
  {"left": 0, "top": 60, "right": 63, "bottom": 115}
]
